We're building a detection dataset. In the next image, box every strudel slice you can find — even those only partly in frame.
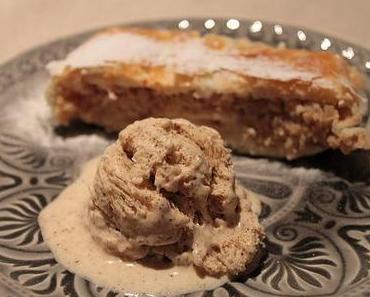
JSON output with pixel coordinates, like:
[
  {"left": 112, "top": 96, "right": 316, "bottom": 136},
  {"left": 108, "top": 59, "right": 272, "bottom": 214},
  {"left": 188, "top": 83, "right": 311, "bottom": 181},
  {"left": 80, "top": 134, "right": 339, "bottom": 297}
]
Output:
[{"left": 46, "top": 28, "right": 369, "bottom": 159}]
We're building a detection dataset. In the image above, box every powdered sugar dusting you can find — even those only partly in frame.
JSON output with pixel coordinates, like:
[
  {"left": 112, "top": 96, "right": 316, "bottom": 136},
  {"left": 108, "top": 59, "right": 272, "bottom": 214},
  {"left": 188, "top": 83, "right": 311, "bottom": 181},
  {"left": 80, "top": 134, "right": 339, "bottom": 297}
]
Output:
[
  {"left": 0, "top": 73, "right": 110, "bottom": 165},
  {"left": 47, "top": 32, "right": 322, "bottom": 83}
]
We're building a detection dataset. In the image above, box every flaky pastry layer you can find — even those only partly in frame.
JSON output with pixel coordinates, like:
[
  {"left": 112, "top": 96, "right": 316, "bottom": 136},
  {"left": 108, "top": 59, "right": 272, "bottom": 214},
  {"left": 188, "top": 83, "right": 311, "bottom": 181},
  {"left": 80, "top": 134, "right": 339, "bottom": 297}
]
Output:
[{"left": 47, "top": 28, "right": 369, "bottom": 159}]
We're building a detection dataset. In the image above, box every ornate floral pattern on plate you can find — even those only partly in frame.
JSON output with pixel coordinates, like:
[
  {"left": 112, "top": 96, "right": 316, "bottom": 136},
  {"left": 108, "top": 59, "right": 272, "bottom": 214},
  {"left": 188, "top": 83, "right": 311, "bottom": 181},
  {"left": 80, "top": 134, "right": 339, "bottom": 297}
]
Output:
[{"left": 0, "top": 18, "right": 370, "bottom": 297}]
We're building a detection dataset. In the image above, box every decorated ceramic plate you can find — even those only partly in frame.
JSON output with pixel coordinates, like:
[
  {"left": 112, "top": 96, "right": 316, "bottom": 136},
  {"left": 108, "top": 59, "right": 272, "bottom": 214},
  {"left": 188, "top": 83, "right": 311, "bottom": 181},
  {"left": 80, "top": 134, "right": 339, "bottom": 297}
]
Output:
[{"left": 0, "top": 18, "right": 370, "bottom": 297}]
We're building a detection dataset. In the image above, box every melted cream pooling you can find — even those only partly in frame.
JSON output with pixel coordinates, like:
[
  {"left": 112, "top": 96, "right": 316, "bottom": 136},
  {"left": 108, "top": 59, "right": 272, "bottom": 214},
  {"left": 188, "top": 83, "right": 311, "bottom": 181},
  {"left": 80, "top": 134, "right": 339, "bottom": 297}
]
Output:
[
  {"left": 38, "top": 158, "right": 229, "bottom": 296},
  {"left": 47, "top": 32, "right": 322, "bottom": 83}
]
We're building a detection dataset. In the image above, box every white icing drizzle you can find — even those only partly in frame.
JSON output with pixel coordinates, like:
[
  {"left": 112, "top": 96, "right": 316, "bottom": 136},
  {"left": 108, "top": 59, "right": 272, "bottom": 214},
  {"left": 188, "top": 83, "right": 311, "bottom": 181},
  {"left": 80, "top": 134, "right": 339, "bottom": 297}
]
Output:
[{"left": 47, "top": 32, "right": 321, "bottom": 82}]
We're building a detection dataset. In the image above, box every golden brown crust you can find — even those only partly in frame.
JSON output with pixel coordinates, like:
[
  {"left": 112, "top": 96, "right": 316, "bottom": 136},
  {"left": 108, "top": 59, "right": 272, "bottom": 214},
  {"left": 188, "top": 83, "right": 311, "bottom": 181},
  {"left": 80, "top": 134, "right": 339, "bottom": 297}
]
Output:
[
  {"left": 50, "top": 28, "right": 363, "bottom": 103},
  {"left": 47, "top": 28, "right": 369, "bottom": 159}
]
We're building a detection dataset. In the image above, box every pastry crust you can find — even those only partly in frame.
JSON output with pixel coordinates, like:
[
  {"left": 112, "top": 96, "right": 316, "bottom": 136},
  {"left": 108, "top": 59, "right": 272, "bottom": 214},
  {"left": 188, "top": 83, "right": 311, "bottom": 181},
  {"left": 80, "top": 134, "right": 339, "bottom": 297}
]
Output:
[{"left": 46, "top": 28, "right": 369, "bottom": 159}]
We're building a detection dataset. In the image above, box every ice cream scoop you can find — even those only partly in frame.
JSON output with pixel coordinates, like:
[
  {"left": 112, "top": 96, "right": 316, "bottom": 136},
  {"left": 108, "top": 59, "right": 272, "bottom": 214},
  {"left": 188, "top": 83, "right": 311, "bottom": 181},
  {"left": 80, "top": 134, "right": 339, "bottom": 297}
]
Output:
[{"left": 88, "top": 118, "right": 263, "bottom": 276}]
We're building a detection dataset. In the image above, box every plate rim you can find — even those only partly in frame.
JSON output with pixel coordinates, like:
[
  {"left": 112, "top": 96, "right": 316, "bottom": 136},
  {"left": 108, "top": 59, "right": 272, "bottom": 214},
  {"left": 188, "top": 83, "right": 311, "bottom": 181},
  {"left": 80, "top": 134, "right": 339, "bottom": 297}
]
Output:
[
  {"left": 0, "top": 17, "right": 369, "bottom": 71},
  {"left": 0, "top": 16, "right": 370, "bottom": 297}
]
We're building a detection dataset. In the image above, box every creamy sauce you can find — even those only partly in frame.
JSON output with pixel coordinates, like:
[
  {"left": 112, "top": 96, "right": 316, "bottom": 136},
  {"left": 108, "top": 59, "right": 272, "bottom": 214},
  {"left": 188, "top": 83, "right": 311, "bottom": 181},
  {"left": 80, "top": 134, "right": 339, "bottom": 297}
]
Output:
[{"left": 38, "top": 158, "right": 228, "bottom": 296}]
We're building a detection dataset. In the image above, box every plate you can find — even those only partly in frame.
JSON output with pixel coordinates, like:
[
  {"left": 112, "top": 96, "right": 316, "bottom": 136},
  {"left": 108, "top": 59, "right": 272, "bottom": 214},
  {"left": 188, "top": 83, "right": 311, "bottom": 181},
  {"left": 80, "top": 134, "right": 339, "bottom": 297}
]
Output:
[{"left": 0, "top": 18, "right": 370, "bottom": 297}]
